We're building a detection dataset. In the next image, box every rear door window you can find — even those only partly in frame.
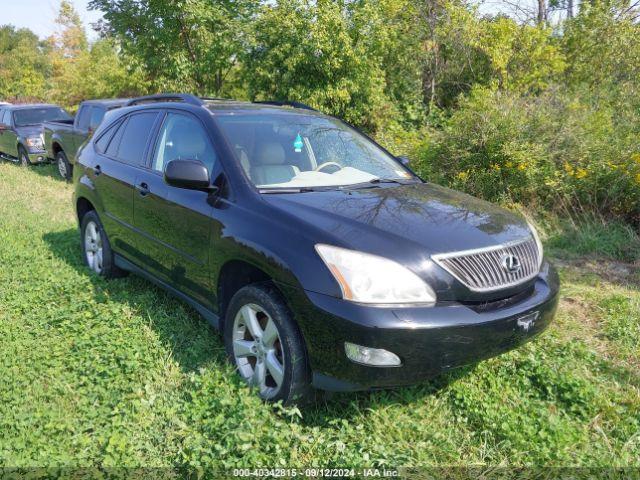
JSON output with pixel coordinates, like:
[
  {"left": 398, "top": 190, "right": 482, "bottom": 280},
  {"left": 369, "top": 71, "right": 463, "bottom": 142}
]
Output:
[{"left": 110, "top": 112, "right": 158, "bottom": 166}]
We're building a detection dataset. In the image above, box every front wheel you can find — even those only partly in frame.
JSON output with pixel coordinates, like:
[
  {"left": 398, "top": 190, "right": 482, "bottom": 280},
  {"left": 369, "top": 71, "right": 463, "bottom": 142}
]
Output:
[
  {"left": 18, "top": 146, "right": 31, "bottom": 167},
  {"left": 56, "top": 151, "right": 72, "bottom": 181},
  {"left": 80, "top": 210, "right": 127, "bottom": 279},
  {"left": 224, "top": 284, "right": 314, "bottom": 405}
]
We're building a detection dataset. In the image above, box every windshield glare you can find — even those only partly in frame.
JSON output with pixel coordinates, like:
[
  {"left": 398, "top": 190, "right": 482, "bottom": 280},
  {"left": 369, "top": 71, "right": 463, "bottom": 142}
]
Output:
[
  {"left": 215, "top": 113, "right": 414, "bottom": 189},
  {"left": 13, "top": 107, "right": 71, "bottom": 127}
]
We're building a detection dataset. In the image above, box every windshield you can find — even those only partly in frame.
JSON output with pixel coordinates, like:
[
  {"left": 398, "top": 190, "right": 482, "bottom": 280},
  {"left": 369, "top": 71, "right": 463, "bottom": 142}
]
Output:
[
  {"left": 13, "top": 107, "right": 71, "bottom": 127},
  {"left": 215, "top": 113, "right": 415, "bottom": 190}
]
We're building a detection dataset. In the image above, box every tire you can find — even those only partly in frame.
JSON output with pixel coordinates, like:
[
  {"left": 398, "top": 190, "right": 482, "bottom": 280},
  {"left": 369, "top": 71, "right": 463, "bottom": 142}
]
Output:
[
  {"left": 56, "top": 151, "right": 72, "bottom": 181},
  {"left": 224, "top": 284, "right": 314, "bottom": 405},
  {"left": 18, "top": 146, "right": 31, "bottom": 167},
  {"left": 80, "top": 210, "right": 127, "bottom": 279}
]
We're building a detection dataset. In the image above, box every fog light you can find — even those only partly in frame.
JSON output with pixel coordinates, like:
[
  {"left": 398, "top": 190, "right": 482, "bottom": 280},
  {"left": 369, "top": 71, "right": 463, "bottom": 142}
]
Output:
[{"left": 344, "top": 342, "right": 401, "bottom": 367}]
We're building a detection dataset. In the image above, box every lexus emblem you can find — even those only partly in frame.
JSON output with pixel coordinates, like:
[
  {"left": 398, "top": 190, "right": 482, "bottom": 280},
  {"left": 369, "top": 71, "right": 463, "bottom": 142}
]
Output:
[{"left": 501, "top": 253, "right": 522, "bottom": 274}]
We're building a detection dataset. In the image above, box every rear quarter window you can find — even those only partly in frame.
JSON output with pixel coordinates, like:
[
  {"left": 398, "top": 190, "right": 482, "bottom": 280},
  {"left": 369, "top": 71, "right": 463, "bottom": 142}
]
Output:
[{"left": 94, "top": 119, "right": 122, "bottom": 154}]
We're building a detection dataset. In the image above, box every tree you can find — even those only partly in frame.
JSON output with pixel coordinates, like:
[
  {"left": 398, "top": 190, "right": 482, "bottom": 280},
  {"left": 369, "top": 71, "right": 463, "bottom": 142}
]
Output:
[
  {"left": 89, "top": 0, "right": 260, "bottom": 96},
  {"left": 563, "top": 0, "right": 640, "bottom": 88},
  {"left": 245, "top": 0, "right": 390, "bottom": 131},
  {"left": 49, "top": 0, "right": 88, "bottom": 58},
  {"left": 0, "top": 26, "right": 50, "bottom": 101},
  {"left": 47, "top": 1, "right": 147, "bottom": 108}
]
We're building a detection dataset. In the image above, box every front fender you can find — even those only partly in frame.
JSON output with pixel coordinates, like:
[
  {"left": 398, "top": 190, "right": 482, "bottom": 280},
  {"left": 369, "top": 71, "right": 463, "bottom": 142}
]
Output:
[
  {"left": 50, "top": 133, "right": 67, "bottom": 155},
  {"left": 212, "top": 200, "right": 341, "bottom": 298}
]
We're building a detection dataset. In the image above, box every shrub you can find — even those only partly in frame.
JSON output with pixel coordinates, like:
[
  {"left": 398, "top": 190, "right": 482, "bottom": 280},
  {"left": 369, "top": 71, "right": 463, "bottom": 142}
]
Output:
[{"left": 408, "top": 86, "right": 640, "bottom": 226}]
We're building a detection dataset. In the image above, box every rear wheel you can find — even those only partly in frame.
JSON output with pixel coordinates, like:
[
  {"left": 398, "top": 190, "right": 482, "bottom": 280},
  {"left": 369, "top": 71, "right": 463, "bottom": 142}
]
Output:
[
  {"left": 18, "top": 146, "right": 30, "bottom": 167},
  {"left": 80, "top": 210, "right": 127, "bottom": 279},
  {"left": 224, "top": 284, "right": 314, "bottom": 405},
  {"left": 56, "top": 151, "right": 72, "bottom": 181}
]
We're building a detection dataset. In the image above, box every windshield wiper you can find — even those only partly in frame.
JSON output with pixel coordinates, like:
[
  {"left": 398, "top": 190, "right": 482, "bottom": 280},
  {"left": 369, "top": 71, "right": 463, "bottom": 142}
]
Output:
[
  {"left": 368, "top": 177, "right": 418, "bottom": 185},
  {"left": 259, "top": 187, "right": 319, "bottom": 194},
  {"left": 341, "top": 178, "right": 417, "bottom": 190}
]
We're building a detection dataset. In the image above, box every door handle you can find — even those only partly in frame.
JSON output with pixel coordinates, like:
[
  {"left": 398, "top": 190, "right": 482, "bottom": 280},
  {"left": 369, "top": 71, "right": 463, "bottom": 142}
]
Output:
[
  {"left": 136, "top": 182, "right": 150, "bottom": 197},
  {"left": 93, "top": 165, "right": 102, "bottom": 176}
]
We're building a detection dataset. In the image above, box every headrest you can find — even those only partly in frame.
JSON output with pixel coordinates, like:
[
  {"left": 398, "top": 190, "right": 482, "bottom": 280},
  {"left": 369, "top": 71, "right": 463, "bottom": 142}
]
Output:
[{"left": 255, "top": 142, "right": 286, "bottom": 165}]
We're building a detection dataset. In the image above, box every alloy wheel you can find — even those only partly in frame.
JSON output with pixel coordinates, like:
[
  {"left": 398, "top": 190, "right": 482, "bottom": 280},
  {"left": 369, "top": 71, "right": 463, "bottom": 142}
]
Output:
[
  {"left": 84, "top": 220, "right": 103, "bottom": 274},
  {"left": 232, "top": 303, "right": 285, "bottom": 399}
]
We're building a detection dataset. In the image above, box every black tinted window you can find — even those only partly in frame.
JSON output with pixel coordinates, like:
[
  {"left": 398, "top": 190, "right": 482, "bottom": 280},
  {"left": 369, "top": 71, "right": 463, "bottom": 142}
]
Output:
[
  {"left": 105, "top": 120, "right": 127, "bottom": 157},
  {"left": 95, "top": 120, "right": 122, "bottom": 154},
  {"left": 113, "top": 112, "right": 158, "bottom": 165},
  {"left": 89, "top": 107, "right": 106, "bottom": 130},
  {"left": 76, "top": 106, "right": 92, "bottom": 130}
]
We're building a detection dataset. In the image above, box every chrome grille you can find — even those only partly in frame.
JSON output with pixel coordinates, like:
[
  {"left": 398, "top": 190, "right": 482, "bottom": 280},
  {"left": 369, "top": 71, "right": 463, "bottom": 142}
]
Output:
[{"left": 432, "top": 237, "right": 541, "bottom": 292}]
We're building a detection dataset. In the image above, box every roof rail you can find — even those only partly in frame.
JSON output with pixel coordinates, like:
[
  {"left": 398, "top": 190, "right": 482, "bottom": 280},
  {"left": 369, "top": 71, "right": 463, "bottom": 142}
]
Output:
[
  {"left": 200, "top": 96, "right": 234, "bottom": 102},
  {"left": 126, "top": 93, "right": 204, "bottom": 107},
  {"left": 254, "top": 100, "right": 317, "bottom": 111}
]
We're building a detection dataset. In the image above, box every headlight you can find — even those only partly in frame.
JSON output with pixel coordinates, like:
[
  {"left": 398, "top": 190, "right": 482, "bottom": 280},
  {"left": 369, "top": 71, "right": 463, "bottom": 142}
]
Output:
[
  {"left": 26, "top": 135, "right": 44, "bottom": 150},
  {"left": 527, "top": 221, "right": 544, "bottom": 268},
  {"left": 315, "top": 244, "right": 436, "bottom": 305}
]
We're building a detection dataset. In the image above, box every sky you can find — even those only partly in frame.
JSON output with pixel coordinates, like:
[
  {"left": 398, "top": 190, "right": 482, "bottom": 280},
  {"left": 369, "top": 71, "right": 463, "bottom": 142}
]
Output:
[{"left": 1, "top": 0, "right": 103, "bottom": 40}]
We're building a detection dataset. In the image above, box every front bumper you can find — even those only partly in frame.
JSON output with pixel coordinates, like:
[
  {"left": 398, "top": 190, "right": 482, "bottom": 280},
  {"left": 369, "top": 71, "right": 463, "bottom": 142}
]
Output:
[
  {"left": 27, "top": 150, "right": 48, "bottom": 163},
  {"left": 280, "top": 262, "right": 560, "bottom": 391}
]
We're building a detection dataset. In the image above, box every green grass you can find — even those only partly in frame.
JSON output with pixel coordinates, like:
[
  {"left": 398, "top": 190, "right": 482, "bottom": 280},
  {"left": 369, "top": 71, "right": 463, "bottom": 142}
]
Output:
[
  {"left": 0, "top": 162, "right": 639, "bottom": 470},
  {"left": 543, "top": 215, "right": 640, "bottom": 264}
]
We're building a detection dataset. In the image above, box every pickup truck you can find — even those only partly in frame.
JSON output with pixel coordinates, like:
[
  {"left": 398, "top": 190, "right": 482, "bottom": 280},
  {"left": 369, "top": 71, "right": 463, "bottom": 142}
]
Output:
[
  {"left": 0, "top": 103, "right": 71, "bottom": 166},
  {"left": 44, "top": 99, "right": 127, "bottom": 180}
]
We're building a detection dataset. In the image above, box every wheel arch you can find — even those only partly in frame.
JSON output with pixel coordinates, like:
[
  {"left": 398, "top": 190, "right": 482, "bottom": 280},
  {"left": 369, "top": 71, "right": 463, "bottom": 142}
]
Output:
[
  {"left": 216, "top": 259, "right": 298, "bottom": 332},
  {"left": 52, "top": 141, "right": 63, "bottom": 157},
  {"left": 76, "top": 196, "right": 95, "bottom": 223}
]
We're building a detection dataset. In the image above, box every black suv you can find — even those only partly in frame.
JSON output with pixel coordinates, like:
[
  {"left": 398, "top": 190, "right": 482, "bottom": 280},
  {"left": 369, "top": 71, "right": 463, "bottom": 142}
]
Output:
[{"left": 73, "top": 94, "right": 559, "bottom": 404}]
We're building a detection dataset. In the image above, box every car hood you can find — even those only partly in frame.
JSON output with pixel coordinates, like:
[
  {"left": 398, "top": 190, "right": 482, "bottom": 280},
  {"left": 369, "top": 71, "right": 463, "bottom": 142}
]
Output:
[
  {"left": 263, "top": 182, "right": 532, "bottom": 257},
  {"left": 15, "top": 125, "right": 44, "bottom": 137}
]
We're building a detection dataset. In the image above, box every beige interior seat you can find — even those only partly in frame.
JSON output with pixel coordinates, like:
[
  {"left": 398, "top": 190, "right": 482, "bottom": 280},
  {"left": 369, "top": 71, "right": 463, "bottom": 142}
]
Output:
[{"left": 251, "top": 142, "right": 300, "bottom": 186}]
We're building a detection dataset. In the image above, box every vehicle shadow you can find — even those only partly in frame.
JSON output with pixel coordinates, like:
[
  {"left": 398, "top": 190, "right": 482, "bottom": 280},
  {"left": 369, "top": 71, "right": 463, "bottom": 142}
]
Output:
[
  {"left": 29, "top": 162, "right": 67, "bottom": 182},
  {"left": 42, "top": 228, "right": 228, "bottom": 375},
  {"left": 42, "top": 227, "right": 472, "bottom": 413},
  {"left": 300, "top": 366, "right": 472, "bottom": 423}
]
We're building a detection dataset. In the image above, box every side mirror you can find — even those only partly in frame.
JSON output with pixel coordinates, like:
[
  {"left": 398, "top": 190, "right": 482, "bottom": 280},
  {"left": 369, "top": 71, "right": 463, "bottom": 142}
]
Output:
[
  {"left": 164, "top": 159, "right": 216, "bottom": 192},
  {"left": 397, "top": 156, "right": 411, "bottom": 167}
]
